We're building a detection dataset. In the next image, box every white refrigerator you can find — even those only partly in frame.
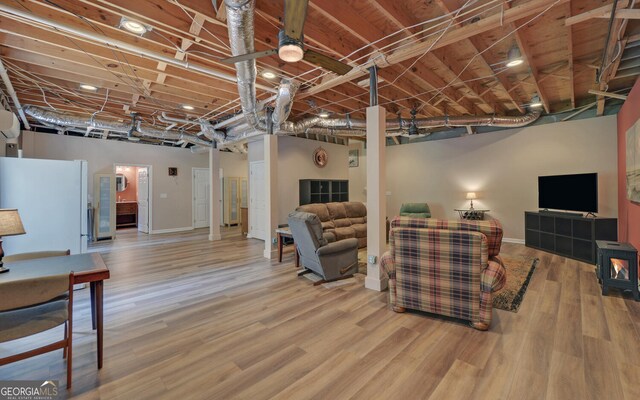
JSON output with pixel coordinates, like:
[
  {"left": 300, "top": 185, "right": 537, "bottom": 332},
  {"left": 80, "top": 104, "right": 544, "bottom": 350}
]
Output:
[{"left": 0, "top": 157, "right": 88, "bottom": 254}]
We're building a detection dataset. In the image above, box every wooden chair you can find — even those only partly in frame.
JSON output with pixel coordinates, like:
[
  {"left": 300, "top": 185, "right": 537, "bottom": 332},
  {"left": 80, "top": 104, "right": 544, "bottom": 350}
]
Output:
[
  {"left": 0, "top": 273, "right": 75, "bottom": 388},
  {"left": 3, "top": 249, "right": 71, "bottom": 263}
]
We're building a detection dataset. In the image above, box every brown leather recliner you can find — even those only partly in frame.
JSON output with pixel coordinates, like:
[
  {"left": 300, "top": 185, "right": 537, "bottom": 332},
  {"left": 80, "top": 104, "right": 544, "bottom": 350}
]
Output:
[{"left": 296, "top": 202, "right": 367, "bottom": 248}]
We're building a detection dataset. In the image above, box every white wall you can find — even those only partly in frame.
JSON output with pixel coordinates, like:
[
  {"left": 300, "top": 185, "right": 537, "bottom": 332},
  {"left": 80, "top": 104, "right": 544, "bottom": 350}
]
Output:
[
  {"left": 351, "top": 115, "right": 619, "bottom": 241},
  {"left": 277, "top": 136, "right": 349, "bottom": 225},
  {"left": 20, "top": 131, "right": 209, "bottom": 231},
  {"left": 219, "top": 151, "right": 247, "bottom": 178},
  {"left": 348, "top": 141, "right": 367, "bottom": 203},
  {"left": 247, "top": 139, "right": 264, "bottom": 163}
]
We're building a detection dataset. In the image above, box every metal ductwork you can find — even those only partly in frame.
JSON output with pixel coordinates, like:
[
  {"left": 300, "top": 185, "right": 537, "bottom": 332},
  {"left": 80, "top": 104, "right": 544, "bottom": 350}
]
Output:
[
  {"left": 20, "top": 0, "right": 542, "bottom": 149},
  {"left": 224, "top": 0, "right": 263, "bottom": 131},
  {"left": 24, "top": 105, "right": 132, "bottom": 131},
  {"left": 135, "top": 122, "right": 211, "bottom": 146},
  {"left": 221, "top": 0, "right": 541, "bottom": 146},
  {"left": 24, "top": 106, "right": 212, "bottom": 147},
  {"left": 225, "top": 109, "right": 542, "bottom": 139},
  {"left": 159, "top": 112, "right": 227, "bottom": 142},
  {"left": 271, "top": 79, "right": 299, "bottom": 128}
]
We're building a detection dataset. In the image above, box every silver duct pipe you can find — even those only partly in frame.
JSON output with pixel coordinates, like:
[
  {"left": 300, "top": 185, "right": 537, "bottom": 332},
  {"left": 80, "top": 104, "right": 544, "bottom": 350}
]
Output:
[
  {"left": 226, "top": 109, "right": 541, "bottom": 139},
  {"left": 135, "top": 122, "right": 211, "bottom": 146},
  {"left": 0, "top": 3, "right": 275, "bottom": 94},
  {"left": 271, "top": 79, "right": 299, "bottom": 128},
  {"left": 287, "top": 111, "right": 542, "bottom": 132},
  {"left": 159, "top": 112, "right": 227, "bottom": 142},
  {"left": 219, "top": 128, "right": 264, "bottom": 144},
  {"left": 24, "top": 106, "right": 211, "bottom": 147},
  {"left": 225, "top": 0, "right": 263, "bottom": 130},
  {"left": 159, "top": 112, "right": 194, "bottom": 126},
  {"left": 0, "top": 58, "right": 30, "bottom": 129},
  {"left": 24, "top": 105, "right": 132, "bottom": 131}
]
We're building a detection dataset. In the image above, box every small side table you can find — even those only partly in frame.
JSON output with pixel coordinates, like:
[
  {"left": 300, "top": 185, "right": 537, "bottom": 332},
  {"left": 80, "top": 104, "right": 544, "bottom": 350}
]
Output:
[
  {"left": 455, "top": 209, "right": 489, "bottom": 220},
  {"left": 276, "top": 228, "right": 299, "bottom": 268}
]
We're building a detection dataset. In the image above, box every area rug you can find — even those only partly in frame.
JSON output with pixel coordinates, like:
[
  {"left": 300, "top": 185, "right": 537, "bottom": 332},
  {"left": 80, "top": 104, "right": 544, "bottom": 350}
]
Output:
[{"left": 492, "top": 255, "right": 538, "bottom": 312}]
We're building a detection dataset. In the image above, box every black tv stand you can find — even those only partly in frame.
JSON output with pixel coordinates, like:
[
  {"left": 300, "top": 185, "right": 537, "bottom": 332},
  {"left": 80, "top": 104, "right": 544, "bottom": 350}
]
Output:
[{"left": 525, "top": 211, "right": 617, "bottom": 264}]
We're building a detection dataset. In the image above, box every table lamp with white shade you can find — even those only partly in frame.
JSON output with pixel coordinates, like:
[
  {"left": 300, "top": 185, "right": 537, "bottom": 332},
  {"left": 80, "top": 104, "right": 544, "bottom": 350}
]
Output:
[
  {"left": 466, "top": 192, "right": 477, "bottom": 210},
  {"left": 0, "top": 208, "right": 26, "bottom": 273}
]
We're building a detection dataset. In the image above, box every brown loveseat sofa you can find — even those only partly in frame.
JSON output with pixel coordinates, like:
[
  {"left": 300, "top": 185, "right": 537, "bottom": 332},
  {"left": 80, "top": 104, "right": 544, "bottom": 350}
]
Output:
[{"left": 296, "top": 202, "right": 367, "bottom": 248}]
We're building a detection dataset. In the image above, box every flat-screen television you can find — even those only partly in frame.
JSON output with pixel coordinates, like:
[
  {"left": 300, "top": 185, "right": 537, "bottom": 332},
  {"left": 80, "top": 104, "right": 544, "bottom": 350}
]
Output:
[{"left": 538, "top": 173, "right": 598, "bottom": 213}]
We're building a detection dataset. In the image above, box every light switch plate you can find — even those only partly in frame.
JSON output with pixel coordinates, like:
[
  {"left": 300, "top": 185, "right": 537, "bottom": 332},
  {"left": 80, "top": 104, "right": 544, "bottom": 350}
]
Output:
[
  {"left": 160, "top": 193, "right": 168, "bottom": 199},
  {"left": 367, "top": 255, "right": 377, "bottom": 264}
]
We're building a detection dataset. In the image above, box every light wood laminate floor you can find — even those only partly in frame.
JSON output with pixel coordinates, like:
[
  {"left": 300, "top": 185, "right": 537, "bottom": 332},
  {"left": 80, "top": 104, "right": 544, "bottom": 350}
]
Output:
[{"left": 1, "top": 228, "right": 639, "bottom": 400}]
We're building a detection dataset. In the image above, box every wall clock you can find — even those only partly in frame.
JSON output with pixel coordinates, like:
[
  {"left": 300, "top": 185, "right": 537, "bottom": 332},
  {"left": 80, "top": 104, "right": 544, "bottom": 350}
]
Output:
[{"left": 313, "top": 147, "right": 328, "bottom": 168}]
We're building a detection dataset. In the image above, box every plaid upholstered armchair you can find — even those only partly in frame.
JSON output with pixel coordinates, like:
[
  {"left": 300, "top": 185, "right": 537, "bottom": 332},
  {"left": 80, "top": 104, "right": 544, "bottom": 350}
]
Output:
[{"left": 381, "top": 217, "right": 507, "bottom": 330}]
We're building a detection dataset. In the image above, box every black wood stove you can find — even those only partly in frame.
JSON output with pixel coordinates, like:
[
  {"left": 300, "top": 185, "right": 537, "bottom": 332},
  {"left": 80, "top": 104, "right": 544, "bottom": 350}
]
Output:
[{"left": 596, "top": 241, "right": 639, "bottom": 301}]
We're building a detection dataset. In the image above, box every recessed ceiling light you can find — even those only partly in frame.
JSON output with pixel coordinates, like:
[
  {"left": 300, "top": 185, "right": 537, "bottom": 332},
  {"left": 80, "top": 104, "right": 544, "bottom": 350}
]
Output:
[
  {"left": 182, "top": 105, "right": 195, "bottom": 110},
  {"left": 80, "top": 84, "right": 98, "bottom": 91},
  {"left": 318, "top": 111, "right": 330, "bottom": 118},
  {"left": 120, "top": 17, "right": 150, "bottom": 35},
  {"left": 529, "top": 94, "right": 543, "bottom": 108},
  {"left": 261, "top": 70, "right": 277, "bottom": 79},
  {"left": 506, "top": 45, "right": 523, "bottom": 68},
  {"left": 506, "top": 59, "right": 523, "bottom": 68}
]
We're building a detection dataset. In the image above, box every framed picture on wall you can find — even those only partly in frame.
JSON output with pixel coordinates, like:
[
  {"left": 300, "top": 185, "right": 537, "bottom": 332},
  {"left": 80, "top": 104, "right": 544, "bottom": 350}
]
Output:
[{"left": 348, "top": 149, "right": 359, "bottom": 168}]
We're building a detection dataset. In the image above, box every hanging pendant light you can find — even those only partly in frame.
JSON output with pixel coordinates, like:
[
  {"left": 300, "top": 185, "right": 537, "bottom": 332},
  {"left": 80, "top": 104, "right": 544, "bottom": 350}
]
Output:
[{"left": 506, "top": 45, "right": 523, "bottom": 67}]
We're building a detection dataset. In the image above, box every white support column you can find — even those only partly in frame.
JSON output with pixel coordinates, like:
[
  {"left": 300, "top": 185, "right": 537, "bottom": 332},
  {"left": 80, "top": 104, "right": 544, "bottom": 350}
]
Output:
[
  {"left": 209, "top": 146, "right": 222, "bottom": 241},
  {"left": 264, "top": 135, "right": 279, "bottom": 259},
  {"left": 365, "top": 105, "right": 388, "bottom": 291}
]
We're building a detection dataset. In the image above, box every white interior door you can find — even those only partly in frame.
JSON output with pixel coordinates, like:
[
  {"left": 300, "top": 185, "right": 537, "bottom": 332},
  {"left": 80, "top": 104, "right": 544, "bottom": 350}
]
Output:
[
  {"left": 229, "top": 178, "right": 239, "bottom": 224},
  {"left": 219, "top": 168, "right": 224, "bottom": 226},
  {"left": 137, "top": 167, "right": 149, "bottom": 233},
  {"left": 193, "top": 168, "right": 210, "bottom": 228},
  {"left": 249, "top": 161, "right": 265, "bottom": 241}
]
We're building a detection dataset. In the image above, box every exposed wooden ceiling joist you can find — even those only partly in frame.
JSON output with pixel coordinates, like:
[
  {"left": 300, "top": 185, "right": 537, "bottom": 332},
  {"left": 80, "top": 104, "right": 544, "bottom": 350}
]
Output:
[{"left": 0, "top": 0, "right": 636, "bottom": 139}]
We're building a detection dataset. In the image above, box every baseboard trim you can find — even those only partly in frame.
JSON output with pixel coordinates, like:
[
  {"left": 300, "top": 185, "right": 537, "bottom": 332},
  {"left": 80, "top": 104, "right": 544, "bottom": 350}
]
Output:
[
  {"left": 151, "top": 227, "right": 194, "bottom": 235},
  {"left": 209, "top": 233, "right": 222, "bottom": 241},
  {"left": 503, "top": 237, "right": 525, "bottom": 244},
  {"left": 365, "top": 275, "right": 388, "bottom": 292},
  {"left": 263, "top": 248, "right": 277, "bottom": 259}
]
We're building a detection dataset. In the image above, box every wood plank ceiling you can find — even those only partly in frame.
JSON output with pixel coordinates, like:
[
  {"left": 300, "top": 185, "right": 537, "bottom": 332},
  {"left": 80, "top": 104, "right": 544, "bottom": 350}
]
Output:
[{"left": 0, "top": 0, "right": 638, "bottom": 138}]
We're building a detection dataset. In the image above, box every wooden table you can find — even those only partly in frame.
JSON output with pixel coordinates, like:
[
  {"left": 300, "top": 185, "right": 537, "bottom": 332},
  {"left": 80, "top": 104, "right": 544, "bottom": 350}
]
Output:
[
  {"left": 276, "top": 228, "right": 299, "bottom": 268},
  {"left": 0, "top": 253, "right": 110, "bottom": 368}
]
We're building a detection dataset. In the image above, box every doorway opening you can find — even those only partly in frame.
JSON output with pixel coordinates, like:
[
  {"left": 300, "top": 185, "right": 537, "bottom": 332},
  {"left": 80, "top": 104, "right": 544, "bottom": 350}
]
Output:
[{"left": 114, "top": 164, "right": 151, "bottom": 234}]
